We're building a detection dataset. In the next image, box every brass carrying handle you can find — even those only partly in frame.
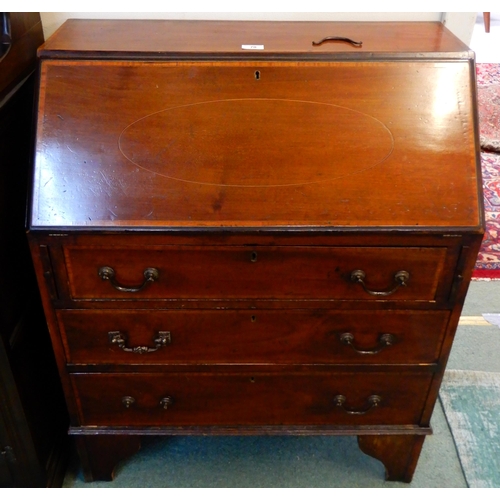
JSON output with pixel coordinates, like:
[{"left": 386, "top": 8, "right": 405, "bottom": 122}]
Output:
[
  {"left": 312, "top": 36, "right": 362, "bottom": 47},
  {"left": 108, "top": 331, "right": 171, "bottom": 354},
  {"left": 339, "top": 332, "right": 396, "bottom": 355},
  {"left": 98, "top": 266, "right": 159, "bottom": 292},
  {"left": 350, "top": 270, "right": 410, "bottom": 296},
  {"left": 333, "top": 395, "right": 382, "bottom": 415}
]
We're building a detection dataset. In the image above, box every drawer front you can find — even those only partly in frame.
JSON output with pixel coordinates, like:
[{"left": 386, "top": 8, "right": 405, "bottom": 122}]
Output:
[
  {"left": 63, "top": 245, "right": 449, "bottom": 301},
  {"left": 58, "top": 309, "right": 449, "bottom": 365},
  {"left": 72, "top": 371, "right": 433, "bottom": 426}
]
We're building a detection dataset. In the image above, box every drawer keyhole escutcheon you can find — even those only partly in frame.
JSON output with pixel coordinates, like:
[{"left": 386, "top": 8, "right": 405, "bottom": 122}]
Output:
[
  {"left": 333, "top": 394, "right": 382, "bottom": 415},
  {"left": 339, "top": 332, "right": 396, "bottom": 355},
  {"left": 98, "top": 265, "right": 159, "bottom": 292},
  {"left": 108, "top": 331, "right": 171, "bottom": 354},
  {"left": 250, "top": 251, "right": 258, "bottom": 263},
  {"left": 350, "top": 269, "right": 409, "bottom": 296},
  {"left": 160, "top": 396, "right": 174, "bottom": 410},
  {"left": 122, "top": 396, "right": 135, "bottom": 408}
]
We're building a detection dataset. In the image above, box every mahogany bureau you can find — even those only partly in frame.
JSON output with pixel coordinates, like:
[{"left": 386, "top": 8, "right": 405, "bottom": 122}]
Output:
[{"left": 27, "top": 20, "right": 484, "bottom": 483}]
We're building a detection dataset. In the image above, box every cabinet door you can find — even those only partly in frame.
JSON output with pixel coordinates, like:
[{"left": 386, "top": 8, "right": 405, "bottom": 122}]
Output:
[
  {"left": 0, "top": 413, "right": 15, "bottom": 487},
  {"left": 0, "top": 337, "right": 45, "bottom": 487}
]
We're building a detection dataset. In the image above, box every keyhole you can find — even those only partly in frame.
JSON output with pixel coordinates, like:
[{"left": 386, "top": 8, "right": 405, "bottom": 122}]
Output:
[
  {"left": 250, "top": 251, "right": 258, "bottom": 262},
  {"left": 122, "top": 396, "right": 135, "bottom": 408},
  {"left": 251, "top": 315, "right": 257, "bottom": 322},
  {"left": 254, "top": 70, "right": 260, "bottom": 80}
]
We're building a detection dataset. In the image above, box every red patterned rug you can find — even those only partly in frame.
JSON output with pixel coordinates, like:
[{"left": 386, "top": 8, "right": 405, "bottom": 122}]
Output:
[
  {"left": 473, "top": 63, "right": 500, "bottom": 280},
  {"left": 477, "top": 63, "right": 500, "bottom": 152}
]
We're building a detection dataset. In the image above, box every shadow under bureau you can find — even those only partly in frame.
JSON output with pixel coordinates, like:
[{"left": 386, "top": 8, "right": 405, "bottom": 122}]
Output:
[{"left": 27, "top": 20, "right": 484, "bottom": 482}]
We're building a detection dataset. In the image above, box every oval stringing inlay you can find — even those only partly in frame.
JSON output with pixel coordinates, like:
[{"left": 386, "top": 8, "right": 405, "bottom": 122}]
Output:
[{"left": 118, "top": 98, "right": 394, "bottom": 187}]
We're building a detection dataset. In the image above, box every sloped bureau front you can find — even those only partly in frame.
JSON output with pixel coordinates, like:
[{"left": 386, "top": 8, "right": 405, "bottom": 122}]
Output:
[
  {"left": 32, "top": 60, "right": 479, "bottom": 228},
  {"left": 27, "top": 20, "right": 483, "bottom": 483}
]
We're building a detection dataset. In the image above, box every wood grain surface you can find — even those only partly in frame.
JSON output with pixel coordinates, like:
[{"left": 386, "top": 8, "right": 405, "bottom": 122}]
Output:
[
  {"left": 31, "top": 59, "right": 481, "bottom": 229},
  {"left": 38, "top": 20, "right": 470, "bottom": 59}
]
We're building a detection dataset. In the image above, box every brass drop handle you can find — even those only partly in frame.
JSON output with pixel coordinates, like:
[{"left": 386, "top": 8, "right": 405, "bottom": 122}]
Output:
[
  {"left": 98, "top": 266, "right": 159, "bottom": 292},
  {"left": 339, "top": 332, "right": 396, "bottom": 355},
  {"left": 312, "top": 36, "right": 362, "bottom": 47},
  {"left": 350, "top": 270, "right": 410, "bottom": 296},
  {"left": 159, "top": 396, "right": 174, "bottom": 410},
  {"left": 108, "top": 331, "right": 171, "bottom": 354},
  {"left": 122, "top": 396, "right": 135, "bottom": 408},
  {"left": 333, "top": 395, "right": 382, "bottom": 415}
]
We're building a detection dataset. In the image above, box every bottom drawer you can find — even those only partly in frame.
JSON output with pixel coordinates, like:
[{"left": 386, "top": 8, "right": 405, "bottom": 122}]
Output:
[{"left": 72, "top": 371, "right": 433, "bottom": 427}]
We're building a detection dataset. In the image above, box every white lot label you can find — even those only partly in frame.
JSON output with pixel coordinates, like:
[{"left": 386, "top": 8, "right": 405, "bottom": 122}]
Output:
[{"left": 242, "top": 44, "right": 264, "bottom": 50}]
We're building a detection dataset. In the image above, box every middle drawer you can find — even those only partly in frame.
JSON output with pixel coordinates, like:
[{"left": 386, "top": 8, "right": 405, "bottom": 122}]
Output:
[{"left": 58, "top": 309, "right": 449, "bottom": 365}]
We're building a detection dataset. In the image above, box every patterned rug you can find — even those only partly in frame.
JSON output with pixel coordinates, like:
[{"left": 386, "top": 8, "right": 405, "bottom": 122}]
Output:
[
  {"left": 473, "top": 152, "right": 500, "bottom": 279},
  {"left": 473, "top": 63, "right": 500, "bottom": 280},
  {"left": 477, "top": 63, "right": 500, "bottom": 152},
  {"left": 439, "top": 370, "right": 500, "bottom": 487}
]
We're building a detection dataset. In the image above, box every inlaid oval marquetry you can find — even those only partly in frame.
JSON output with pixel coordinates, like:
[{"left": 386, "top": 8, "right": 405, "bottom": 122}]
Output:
[{"left": 118, "top": 99, "right": 394, "bottom": 187}]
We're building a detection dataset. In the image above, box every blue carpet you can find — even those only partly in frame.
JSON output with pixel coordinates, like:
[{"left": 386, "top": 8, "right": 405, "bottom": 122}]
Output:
[
  {"left": 63, "top": 401, "right": 467, "bottom": 488},
  {"left": 440, "top": 370, "right": 500, "bottom": 488}
]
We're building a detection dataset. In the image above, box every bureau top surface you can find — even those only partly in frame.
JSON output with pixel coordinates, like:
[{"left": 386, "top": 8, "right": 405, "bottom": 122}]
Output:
[
  {"left": 39, "top": 20, "right": 470, "bottom": 60},
  {"left": 30, "top": 20, "right": 483, "bottom": 232}
]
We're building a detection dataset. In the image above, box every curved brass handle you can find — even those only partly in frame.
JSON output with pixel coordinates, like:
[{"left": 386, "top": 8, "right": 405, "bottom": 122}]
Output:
[
  {"left": 333, "top": 395, "right": 382, "bottom": 415},
  {"left": 160, "top": 396, "right": 174, "bottom": 410},
  {"left": 98, "top": 266, "right": 159, "bottom": 292},
  {"left": 350, "top": 270, "right": 409, "bottom": 296},
  {"left": 108, "top": 331, "right": 171, "bottom": 354},
  {"left": 339, "top": 332, "right": 396, "bottom": 355},
  {"left": 312, "top": 36, "right": 362, "bottom": 47}
]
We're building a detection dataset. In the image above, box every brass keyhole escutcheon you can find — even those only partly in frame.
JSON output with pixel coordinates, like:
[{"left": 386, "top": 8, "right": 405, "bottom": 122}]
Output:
[
  {"left": 122, "top": 396, "right": 135, "bottom": 408},
  {"left": 160, "top": 396, "right": 174, "bottom": 410},
  {"left": 250, "top": 251, "right": 258, "bottom": 263}
]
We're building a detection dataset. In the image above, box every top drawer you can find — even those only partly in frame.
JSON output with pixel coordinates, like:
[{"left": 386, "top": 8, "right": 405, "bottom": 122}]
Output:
[{"left": 62, "top": 245, "right": 451, "bottom": 301}]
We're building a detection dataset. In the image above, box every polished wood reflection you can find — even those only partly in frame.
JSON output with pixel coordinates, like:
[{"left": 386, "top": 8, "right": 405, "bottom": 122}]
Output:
[{"left": 32, "top": 60, "right": 480, "bottom": 229}]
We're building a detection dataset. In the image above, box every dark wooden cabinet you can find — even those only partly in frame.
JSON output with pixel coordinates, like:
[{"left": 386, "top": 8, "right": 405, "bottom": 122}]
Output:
[
  {"left": 0, "top": 12, "right": 68, "bottom": 487},
  {"left": 27, "top": 20, "right": 484, "bottom": 483}
]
